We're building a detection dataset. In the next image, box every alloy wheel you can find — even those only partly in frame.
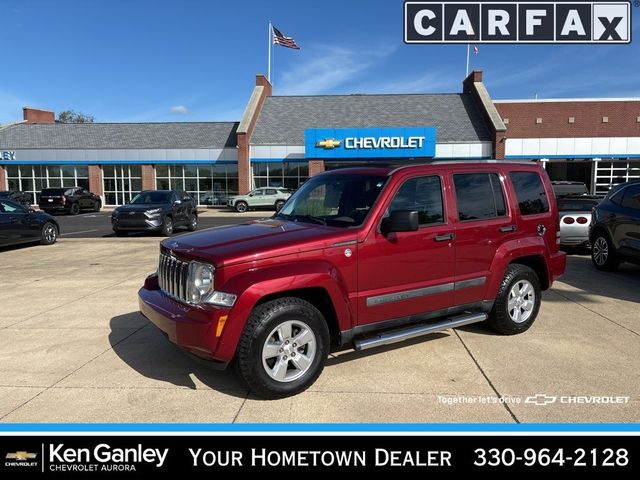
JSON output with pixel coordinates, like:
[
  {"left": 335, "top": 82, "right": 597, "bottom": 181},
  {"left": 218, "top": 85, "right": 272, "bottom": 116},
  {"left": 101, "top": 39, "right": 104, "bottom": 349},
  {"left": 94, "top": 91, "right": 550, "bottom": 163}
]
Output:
[
  {"left": 261, "top": 320, "right": 317, "bottom": 383},
  {"left": 507, "top": 279, "right": 535, "bottom": 324},
  {"left": 593, "top": 237, "right": 608, "bottom": 266}
]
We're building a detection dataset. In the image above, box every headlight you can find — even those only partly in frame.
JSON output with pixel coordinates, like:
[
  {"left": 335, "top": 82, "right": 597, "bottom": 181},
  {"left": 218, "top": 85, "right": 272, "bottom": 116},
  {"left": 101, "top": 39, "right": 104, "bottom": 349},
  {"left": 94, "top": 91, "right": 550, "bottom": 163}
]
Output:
[
  {"left": 188, "top": 261, "right": 214, "bottom": 304},
  {"left": 145, "top": 208, "right": 162, "bottom": 217},
  {"left": 186, "top": 261, "right": 237, "bottom": 307}
]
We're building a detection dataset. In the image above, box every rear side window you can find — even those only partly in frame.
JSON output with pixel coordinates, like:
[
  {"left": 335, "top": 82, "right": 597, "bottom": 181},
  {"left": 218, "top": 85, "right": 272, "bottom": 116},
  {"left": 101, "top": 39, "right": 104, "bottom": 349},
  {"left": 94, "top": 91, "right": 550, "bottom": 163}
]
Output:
[
  {"left": 453, "top": 173, "right": 507, "bottom": 221},
  {"left": 388, "top": 176, "right": 444, "bottom": 226},
  {"left": 509, "top": 172, "right": 550, "bottom": 215},
  {"left": 621, "top": 185, "right": 640, "bottom": 211}
]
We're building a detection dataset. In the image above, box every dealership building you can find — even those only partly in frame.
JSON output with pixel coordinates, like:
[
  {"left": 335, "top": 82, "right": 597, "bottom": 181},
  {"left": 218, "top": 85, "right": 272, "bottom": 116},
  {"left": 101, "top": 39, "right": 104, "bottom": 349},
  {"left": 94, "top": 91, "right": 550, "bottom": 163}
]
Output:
[{"left": 0, "top": 71, "right": 639, "bottom": 205}]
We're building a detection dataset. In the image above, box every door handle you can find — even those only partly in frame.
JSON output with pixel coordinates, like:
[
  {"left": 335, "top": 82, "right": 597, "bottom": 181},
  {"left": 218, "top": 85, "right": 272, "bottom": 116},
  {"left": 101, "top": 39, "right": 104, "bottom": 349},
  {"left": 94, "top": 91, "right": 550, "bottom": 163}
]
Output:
[
  {"left": 434, "top": 233, "right": 455, "bottom": 242},
  {"left": 499, "top": 225, "right": 517, "bottom": 233},
  {"left": 10, "top": 217, "right": 20, "bottom": 223}
]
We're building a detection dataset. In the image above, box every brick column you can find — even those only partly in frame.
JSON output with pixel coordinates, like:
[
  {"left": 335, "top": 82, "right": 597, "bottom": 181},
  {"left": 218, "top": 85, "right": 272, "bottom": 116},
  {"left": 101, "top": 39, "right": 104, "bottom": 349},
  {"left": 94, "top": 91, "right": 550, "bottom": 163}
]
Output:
[
  {"left": 0, "top": 165, "right": 6, "bottom": 190},
  {"left": 308, "top": 160, "right": 325, "bottom": 177},
  {"left": 88, "top": 165, "right": 103, "bottom": 197},
  {"left": 141, "top": 164, "right": 156, "bottom": 190},
  {"left": 494, "top": 132, "right": 506, "bottom": 160},
  {"left": 237, "top": 135, "right": 251, "bottom": 194}
]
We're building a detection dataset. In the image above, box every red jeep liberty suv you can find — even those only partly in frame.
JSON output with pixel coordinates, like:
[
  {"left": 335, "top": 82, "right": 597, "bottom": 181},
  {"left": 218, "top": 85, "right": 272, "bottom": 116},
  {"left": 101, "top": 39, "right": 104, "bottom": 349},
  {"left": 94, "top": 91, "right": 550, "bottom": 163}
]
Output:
[{"left": 139, "top": 161, "right": 566, "bottom": 398}]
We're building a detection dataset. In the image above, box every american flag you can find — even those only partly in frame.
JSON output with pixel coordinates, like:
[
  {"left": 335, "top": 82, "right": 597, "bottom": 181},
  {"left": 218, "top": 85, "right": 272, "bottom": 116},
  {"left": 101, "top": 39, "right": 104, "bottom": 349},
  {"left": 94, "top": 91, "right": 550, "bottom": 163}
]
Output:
[{"left": 272, "top": 26, "right": 300, "bottom": 50}]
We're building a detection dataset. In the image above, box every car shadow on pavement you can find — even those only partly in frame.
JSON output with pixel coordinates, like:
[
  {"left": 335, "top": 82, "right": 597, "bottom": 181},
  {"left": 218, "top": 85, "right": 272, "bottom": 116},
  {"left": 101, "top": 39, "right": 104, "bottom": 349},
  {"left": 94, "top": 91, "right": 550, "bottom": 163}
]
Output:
[
  {"left": 326, "top": 332, "right": 450, "bottom": 366},
  {"left": 548, "top": 255, "right": 640, "bottom": 305},
  {"left": 109, "top": 312, "right": 247, "bottom": 398}
]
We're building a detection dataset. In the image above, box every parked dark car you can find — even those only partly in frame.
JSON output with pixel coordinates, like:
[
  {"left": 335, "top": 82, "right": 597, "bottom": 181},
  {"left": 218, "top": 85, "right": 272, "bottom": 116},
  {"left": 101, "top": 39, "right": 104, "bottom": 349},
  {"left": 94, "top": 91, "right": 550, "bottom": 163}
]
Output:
[
  {"left": 38, "top": 187, "right": 102, "bottom": 215},
  {"left": 111, "top": 190, "right": 198, "bottom": 236},
  {"left": 590, "top": 180, "right": 640, "bottom": 271},
  {"left": 0, "top": 190, "right": 32, "bottom": 208},
  {"left": 0, "top": 198, "right": 59, "bottom": 247},
  {"left": 552, "top": 181, "right": 589, "bottom": 197}
]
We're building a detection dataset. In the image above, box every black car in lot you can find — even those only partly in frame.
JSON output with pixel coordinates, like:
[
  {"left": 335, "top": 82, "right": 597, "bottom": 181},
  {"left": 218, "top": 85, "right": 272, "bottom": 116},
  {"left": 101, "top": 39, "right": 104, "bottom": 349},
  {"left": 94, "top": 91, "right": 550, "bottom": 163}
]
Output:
[
  {"left": 39, "top": 187, "right": 102, "bottom": 215},
  {"left": 0, "top": 190, "right": 32, "bottom": 208},
  {"left": 590, "top": 180, "right": 640, "bottom": 271},
  {"left": 0, "top": 198, "right": 59, "bottom": 247},
  {"left": 111, "top": 190, "right": 198, "bottom": 236}
]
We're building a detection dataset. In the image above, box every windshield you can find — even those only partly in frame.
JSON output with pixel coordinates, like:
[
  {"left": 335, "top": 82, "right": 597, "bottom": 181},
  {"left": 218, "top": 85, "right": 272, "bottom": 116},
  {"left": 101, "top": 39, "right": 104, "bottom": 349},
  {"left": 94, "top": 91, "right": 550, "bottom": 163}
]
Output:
[
  {"left": 275, "top": 174, "right": 387, "bottom": 228},
  {"left": 129, "top": 191, "right": 172, "bottom": 204}
]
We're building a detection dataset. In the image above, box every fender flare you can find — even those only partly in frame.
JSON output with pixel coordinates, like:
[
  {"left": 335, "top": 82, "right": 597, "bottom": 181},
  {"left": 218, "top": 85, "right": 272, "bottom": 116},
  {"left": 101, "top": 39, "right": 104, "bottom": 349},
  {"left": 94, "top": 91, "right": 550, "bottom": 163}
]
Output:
[{"left": 213, "top": 260, "right": 353, "bottom": 360}]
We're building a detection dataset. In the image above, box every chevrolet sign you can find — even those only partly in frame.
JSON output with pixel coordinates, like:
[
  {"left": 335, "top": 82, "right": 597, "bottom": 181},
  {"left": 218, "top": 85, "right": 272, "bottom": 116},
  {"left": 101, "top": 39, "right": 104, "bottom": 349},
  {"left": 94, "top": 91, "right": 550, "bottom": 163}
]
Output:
[{"left": 305, "top": 127, "right": 436, "bottom": 159}]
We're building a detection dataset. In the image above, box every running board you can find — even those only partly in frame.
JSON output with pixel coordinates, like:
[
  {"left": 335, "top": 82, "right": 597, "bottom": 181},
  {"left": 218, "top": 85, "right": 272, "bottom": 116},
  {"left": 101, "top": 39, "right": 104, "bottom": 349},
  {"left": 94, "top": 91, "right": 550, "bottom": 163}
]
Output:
[{"left": 353, "top": 312, "right": 488, "bottom": 351}]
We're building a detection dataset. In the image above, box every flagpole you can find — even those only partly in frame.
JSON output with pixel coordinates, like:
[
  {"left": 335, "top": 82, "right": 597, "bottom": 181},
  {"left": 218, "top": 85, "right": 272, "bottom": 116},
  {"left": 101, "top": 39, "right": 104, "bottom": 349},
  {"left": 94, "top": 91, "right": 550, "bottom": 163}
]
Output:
[
  {"left": 268, "top": 21, "right": 272, "bottom": 83},
  {"left": 466, "top": 43, "right": 470, "bottom": 77}
]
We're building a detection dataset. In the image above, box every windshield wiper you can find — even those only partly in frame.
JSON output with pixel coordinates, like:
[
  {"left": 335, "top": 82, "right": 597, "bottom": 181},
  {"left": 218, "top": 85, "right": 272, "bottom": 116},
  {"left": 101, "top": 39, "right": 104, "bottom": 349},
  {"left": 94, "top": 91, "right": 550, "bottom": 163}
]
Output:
[{"left": 294, "top": 214, "right": 327, "bottom": 226}]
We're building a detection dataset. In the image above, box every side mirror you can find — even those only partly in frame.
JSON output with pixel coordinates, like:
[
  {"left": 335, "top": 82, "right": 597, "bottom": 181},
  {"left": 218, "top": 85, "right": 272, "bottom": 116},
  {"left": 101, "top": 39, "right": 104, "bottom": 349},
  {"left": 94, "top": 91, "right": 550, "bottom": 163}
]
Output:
[
  {"left": 28, "top": 208, "right": 35, "bottom": 214},
  {"left": 381, "top": 210, "right": 419, "bottom": 235},
  {"left": 248, "top": 193, "right": 254, "bottom": 197},
  {"left": 173, "top": 200, "right": 182, "bottom": 206}
]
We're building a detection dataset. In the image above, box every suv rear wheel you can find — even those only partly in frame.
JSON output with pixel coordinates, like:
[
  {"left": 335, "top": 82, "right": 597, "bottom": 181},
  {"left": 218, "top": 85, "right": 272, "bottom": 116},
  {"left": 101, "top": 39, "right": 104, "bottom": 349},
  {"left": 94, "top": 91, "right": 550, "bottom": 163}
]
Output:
[
  {"left": 487, "top": 264, "right": 541, "bottom": 335},
  {"left": 591, "top": 233, "right": 619, "bottom": 271},
  {"left": 69, "top": 202, "right": 80, "bottom": 215},
  {"left": 236, "top": 297, "right": 330, "bottom": 399}
]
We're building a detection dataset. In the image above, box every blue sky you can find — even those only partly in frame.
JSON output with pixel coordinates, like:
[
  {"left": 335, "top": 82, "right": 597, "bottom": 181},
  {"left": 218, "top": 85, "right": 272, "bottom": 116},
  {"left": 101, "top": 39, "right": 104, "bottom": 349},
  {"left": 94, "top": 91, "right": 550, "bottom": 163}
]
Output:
[{"left": 1, "top": 0, "right": 638, "bottom": 123}]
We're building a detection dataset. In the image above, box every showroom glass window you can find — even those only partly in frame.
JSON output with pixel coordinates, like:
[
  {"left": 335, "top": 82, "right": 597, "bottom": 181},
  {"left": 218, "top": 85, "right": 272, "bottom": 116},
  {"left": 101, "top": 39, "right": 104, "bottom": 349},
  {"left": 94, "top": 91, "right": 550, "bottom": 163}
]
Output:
[
  {"left": 252, "top": 162, "right": 309, "bottom": 189},
  {"left": 6, "top": 165, "right": 89, "bottom": 204},
  {"left": 103, "top": 165, "right": 142, "bottom": 206},
  {"left": 155, "top": 163, "right": 238, "bottom": 206}
]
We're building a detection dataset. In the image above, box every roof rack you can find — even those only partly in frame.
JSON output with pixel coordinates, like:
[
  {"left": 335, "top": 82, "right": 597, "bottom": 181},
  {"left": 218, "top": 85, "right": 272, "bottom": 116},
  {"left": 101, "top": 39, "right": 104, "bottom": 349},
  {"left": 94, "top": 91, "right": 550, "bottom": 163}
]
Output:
[{"left": 388, "top": 159, "right": 538, "bottom": 175}]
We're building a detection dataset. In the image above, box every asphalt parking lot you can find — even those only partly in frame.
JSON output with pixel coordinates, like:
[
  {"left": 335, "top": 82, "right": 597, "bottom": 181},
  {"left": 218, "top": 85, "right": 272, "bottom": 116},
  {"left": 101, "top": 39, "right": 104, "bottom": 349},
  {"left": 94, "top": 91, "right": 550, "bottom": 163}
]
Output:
[
  {"left": 0, "top": 235, "right": 639, "bottom": 423},
  {"left": 54, "top": 208, "right": 267, "bottom": 238}
]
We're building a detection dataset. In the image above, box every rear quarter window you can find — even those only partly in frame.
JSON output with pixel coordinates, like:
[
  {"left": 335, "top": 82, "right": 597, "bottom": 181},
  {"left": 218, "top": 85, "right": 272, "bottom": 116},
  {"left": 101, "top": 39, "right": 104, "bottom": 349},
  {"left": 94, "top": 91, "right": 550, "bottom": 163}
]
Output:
[{"left": 509, "top": 171, "right": 550, "bottom": 215}]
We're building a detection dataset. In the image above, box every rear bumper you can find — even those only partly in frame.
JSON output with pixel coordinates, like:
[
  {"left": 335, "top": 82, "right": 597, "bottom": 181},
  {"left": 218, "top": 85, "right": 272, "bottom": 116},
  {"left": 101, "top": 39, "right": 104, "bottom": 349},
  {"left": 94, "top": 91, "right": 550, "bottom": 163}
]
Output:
[
  {"left": 40, "top": 205, "right": 67, "bottom": 212},
  {"left": 549, "top": 251, "right": 567, "bottom": 285},
  {"left": 138, "top": 285, "right": 231, "bottom": 365}
]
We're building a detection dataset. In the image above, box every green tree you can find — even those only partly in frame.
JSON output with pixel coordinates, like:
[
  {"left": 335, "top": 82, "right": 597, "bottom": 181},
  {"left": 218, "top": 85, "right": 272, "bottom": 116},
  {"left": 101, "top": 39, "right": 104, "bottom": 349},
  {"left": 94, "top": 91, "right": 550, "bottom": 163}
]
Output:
[{"left": 57, "top": 110, "right": 95, "bottom": 123}]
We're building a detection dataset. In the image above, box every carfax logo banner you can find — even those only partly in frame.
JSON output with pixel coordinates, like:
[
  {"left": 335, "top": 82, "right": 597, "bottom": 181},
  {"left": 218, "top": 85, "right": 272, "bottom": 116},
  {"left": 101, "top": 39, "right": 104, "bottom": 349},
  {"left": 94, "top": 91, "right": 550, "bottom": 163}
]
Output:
[{"left": 404, "top": 1, "right": 631, "bottom": 44}]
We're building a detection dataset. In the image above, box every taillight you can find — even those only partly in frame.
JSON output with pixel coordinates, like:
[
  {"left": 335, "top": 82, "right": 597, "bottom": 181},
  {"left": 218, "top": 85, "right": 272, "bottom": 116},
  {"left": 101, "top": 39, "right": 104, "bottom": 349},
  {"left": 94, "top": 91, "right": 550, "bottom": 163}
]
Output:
[
  {"left": 576, "top": 217, "right": 588, "bottom": 224},
  {"left": 562, "top": 217, "right": 575, "bottom": 224}
]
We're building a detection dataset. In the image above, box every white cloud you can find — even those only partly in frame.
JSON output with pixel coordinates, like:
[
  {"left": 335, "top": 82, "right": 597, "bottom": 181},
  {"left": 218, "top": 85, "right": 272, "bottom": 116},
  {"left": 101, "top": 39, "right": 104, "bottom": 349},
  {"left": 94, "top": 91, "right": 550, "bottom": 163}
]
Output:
[
  {"left": 275, "top": 43, "right": 396, "bottom": 95},
  {"left": 170, "top": 105, "right": 189, "bottom": 115}
]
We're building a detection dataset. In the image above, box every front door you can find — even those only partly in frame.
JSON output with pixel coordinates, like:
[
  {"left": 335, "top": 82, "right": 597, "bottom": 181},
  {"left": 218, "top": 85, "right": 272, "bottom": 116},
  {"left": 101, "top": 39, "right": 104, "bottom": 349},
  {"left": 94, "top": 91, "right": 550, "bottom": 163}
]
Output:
[
  {"left": 617, "top": 183, "right": 640, "bottom": 259},
  {"left": 357, "top": 175, "right": 456, "bottom": 326}
]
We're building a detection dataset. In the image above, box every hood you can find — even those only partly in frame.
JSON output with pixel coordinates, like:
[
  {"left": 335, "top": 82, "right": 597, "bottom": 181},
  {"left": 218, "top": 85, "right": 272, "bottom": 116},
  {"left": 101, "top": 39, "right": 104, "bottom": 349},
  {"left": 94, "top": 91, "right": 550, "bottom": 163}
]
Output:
[
  {"left": 115, "top": 203, "right": 166, "bottom": 213},
  {"left": 161, "top": 219, "right": 351, "bottom": 267}
]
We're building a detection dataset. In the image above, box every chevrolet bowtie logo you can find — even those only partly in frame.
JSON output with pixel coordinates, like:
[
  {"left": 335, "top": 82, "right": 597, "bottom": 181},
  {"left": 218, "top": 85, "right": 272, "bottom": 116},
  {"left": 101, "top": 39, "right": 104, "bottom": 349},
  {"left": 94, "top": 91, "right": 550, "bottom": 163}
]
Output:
[
  {"left": 6, "top": 451, "right": 37, "bottom": 461},
  {"left": 316, "top": 139, "right": 342, "bottom": 149},
  {"left": 525, "top": 394, "right": 557, "bottom": 406}
]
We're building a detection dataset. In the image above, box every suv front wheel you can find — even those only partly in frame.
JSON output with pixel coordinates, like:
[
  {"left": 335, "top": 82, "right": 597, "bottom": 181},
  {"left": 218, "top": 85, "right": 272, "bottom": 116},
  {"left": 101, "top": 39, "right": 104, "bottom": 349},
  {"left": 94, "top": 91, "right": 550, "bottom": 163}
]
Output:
[
  {"left": 487, "top": 264, "right": 541, "bottom": 335},
  {"left": 591, "top": 232, "right": 619, "bottom": 271},
  {"left": 236, "top": 297, "right": 330, "bottom": 399}
]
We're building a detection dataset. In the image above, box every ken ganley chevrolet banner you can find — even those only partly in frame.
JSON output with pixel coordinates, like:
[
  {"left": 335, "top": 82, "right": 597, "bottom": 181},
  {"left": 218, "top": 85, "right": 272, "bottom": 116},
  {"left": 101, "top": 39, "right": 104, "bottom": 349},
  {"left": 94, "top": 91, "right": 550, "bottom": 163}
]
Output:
[{"left": 405, "top": 1, "right": 631, "bottom": 43}]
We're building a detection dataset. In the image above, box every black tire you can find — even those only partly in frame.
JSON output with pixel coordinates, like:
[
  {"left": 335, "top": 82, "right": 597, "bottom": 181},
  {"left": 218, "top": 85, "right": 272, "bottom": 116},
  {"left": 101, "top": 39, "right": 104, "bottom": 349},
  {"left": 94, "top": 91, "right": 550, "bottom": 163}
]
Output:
[
  {"left": 487, "top": 264, "right": 541, "bottom": 335},
  {"left": 591, "top": 231, "right": 619, "bottom": 271},
  {"left": 235, "top": 201, "right": 248, "bottom": 213},
  {"left": 114, "top": 230, "right": 127, "bottom": 237},
  {"left": 161, "top": 216, "right": 174, "bottom": 236},
  {"left": 69, "top": 203, "right": 80, "bottom": 215},
  {"left": 40, "top": 222, "right": 58, "bottom": 245},
  {"left": 187, "top": 214, "right": 198, "bottom": 232},
  {"left": 275, "top": 200, "right": 285, "bottom": 212},
  {"left": 93, "top": 200, "right": 101, "bottom": 212},
  {"left": 236, "top": 297, "right": 330, "bottom": 399}
]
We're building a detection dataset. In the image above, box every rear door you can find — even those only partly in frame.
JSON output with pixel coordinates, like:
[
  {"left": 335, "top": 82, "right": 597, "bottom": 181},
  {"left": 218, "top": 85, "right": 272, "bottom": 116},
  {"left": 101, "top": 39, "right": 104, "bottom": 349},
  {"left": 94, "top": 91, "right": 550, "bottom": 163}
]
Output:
[
  {"left": 451, "top": 170, "right": 515, "bottom": 306},
  {"left": 249, "top": 189, "right": 268, "bottom": 207},
  {"left": 617, "top": 184, "right": 640, "bottom": 259},
  {"left": 357, "top": 174, "right": 455, "bottom": 325}
]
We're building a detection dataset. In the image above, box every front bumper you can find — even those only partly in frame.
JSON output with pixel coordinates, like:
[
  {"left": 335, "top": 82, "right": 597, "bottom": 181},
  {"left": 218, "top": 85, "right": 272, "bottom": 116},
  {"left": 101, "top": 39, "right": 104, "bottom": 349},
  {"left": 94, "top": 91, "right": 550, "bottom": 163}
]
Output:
[
  {"left": 138, "top": 285, "right": 231, "bottom": 366},
  {"left": 112, "top": 218, "right": 163, "bottom": 231}
]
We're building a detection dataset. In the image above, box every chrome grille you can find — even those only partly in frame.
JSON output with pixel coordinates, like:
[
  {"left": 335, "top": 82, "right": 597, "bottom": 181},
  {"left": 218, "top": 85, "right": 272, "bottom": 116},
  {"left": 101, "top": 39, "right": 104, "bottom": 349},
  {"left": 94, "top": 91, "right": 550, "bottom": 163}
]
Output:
[{"left": 158, "top": 252, "right": 190, "bottom": 303}]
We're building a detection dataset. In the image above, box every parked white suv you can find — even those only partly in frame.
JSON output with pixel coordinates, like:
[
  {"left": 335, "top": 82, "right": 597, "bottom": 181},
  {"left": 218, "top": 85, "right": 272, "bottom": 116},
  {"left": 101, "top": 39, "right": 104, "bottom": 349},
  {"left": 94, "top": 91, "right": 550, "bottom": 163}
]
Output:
[{"left": 227, "top": 188, "right": 292, "bottom": 213}]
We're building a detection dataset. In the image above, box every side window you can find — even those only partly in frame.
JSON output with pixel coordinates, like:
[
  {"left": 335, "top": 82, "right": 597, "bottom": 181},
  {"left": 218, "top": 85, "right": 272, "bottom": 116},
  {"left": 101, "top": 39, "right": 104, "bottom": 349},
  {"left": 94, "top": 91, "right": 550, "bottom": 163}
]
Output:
[
  {"left": 388, "top": 176, "right": 444, "bottom": 226},
  {"left": 621, "top": 185, "right": 640, "bottom": 210},
  {"left": 509, "top": 171, "right": 550, "bottom": 215},
  {"left": 265, "top": 189, "right": 277, "bottom": 196},
  {"left": 453, "top": 173, "right": 507, "bottom": 221}
]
